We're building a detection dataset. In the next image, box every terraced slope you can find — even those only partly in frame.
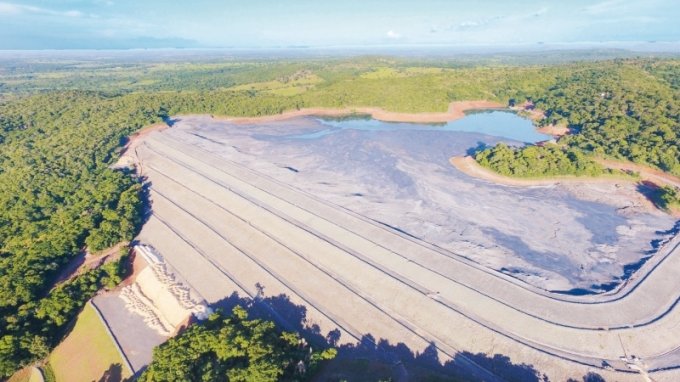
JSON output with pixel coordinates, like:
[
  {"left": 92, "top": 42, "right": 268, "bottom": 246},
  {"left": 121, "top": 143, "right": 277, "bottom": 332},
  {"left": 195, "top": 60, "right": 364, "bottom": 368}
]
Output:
[{"left": 134, "top": 122, "right": 680, "bottom": 381}]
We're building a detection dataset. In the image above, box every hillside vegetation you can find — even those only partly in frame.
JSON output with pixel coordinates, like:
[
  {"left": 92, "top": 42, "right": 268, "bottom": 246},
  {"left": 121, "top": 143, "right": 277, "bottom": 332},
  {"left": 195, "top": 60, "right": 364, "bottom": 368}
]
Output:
[
  {"left": 141, "top": 306, "right": 336, "bottom": 382},
  {"left": 0, "top": 55, "right": 678, "bottom": 376},
  {"left": 475, "top": 143, "right": 607, "bottom": 177},
  {"left": 474, "top": 59, "right": 679, "bottom": 207}
]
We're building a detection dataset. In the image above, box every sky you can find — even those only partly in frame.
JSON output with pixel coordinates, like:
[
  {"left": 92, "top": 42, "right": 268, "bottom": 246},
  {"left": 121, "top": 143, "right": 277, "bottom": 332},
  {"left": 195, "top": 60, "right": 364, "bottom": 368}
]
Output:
[{"left": 0, "top": 0, "right": 678, "bottom": 50}]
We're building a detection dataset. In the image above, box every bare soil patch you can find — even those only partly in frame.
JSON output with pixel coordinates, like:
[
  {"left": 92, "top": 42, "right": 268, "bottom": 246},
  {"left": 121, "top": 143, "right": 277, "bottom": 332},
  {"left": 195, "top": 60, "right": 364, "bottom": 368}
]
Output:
[
  {"left": 51, "top": 243, "right": 128, "bottom": 288},
  {"left": 595, "top": 158, "right": 680, "bottom": 189},
  {"left": 536, "top": 124, "right": 569, "bottom": 136},
  {"left": 115, "top": 122, "right": 169, "bottom": 169}
]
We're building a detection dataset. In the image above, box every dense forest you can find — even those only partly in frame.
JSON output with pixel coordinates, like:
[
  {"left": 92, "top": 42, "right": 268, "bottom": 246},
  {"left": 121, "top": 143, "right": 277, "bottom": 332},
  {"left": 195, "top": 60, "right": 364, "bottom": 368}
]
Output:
[
  {"left": 0, "top": 54, "right": 678, "bottom": 376},
  {"left": 140, "top": 306, "right": 336, "bottom": 382},
  {"left": 474, "top": 59, "right": 679, "bottom": 207},
  {"left": 536, "top": 63, "right": 679, "bottom": 175},
  {"left": 0, "top": 92, "right": 157, "bottom": 375},
  {"left": 475, "top": 143, "right": 607, "bottom": 177},
  {"left": 476, "top": 62, "right": 679, "bottom": 175}
]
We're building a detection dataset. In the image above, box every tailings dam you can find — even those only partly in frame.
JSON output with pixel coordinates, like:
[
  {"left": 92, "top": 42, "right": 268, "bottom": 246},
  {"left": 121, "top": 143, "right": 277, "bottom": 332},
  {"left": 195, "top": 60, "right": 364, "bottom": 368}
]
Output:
[{"left": 126, "top": 113, "right": 680, "bottom": 381}]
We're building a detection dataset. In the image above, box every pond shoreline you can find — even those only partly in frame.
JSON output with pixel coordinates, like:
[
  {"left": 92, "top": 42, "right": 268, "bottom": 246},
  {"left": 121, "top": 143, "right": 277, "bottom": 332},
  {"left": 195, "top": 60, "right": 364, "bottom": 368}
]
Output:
[{"left": 198, "top": 100, "right": 507, "bottom": 125}]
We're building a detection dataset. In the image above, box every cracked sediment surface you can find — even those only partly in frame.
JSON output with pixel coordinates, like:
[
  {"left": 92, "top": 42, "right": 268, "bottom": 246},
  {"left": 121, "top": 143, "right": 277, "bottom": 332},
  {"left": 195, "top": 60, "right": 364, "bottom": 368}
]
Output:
[{"left": 132, "top": 114, "right": 680, "bottom": 380}]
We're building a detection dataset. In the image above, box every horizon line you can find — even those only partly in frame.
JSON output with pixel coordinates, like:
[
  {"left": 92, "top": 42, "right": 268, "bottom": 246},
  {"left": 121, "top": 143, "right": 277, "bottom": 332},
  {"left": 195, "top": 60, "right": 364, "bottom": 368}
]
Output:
[{"left": 1, "top": 40, "right": 679, "bottom": 52}]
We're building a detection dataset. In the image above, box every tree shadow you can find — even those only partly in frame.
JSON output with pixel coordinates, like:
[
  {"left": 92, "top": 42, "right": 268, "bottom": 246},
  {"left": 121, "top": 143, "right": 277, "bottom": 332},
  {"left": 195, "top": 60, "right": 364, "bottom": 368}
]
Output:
[
  {"left": 162, "top": 115, "right": 178, "bottom": 127},
  {"left": 210, "top": 289, "right": 605, "bottom": 382},
  {"left": 567, "top": 371, "right": 606, "bottom": 382},
  {"left": 124, "top": 179, "right": 153, "bottom": 278},
  {"left": 49, "top": 250, "right": 86, "bottom": 286},
  {"left": 635, "top": 180, "right": 674, "bottom": 213},
  {"left": 466, "top": 141, "right": 489, "bottom": 156},
  {"left": 97, "top": 363, "right": 123, "bottom": 382},
  {"left": 137, "top": 178, "right": 153, "bottom": 229},
  {"left": 448, "top": 351, "right": 548, "bottom": 382}
]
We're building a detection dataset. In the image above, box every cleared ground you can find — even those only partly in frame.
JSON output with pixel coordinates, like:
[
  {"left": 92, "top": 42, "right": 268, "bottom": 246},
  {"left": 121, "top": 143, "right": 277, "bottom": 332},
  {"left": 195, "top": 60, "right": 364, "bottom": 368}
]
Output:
[
  {"left": 131, "top": 115, "right": 680, "bottom": 381},
  {"left": 48, "top": 303, "right": 131, "bottom": 382}
]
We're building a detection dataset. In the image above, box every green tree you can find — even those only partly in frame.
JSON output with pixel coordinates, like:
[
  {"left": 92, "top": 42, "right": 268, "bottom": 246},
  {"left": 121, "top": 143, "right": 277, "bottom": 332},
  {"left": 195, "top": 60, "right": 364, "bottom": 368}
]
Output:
[{"left": 141, "top": 306, "right": 336, "bottom": 382}]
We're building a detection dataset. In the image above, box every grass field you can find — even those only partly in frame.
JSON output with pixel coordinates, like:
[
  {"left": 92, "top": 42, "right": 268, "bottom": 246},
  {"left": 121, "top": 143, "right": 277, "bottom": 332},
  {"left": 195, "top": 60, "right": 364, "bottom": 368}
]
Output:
[
  {"left": 7, "top": 367, "right": 43, "bottom": 382},
  {"left": 48, "top": 303, "right": 131, "bottom": 382},
  {"left": 227, "top": 72, "right": 323, "bottom": 96}
]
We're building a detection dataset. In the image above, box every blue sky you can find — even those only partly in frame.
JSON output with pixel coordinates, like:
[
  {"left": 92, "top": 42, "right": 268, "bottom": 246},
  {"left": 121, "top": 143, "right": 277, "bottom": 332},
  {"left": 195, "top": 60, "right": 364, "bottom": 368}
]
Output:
[{"left": 0, "top": 0, "right": 678, "bottom": 49}]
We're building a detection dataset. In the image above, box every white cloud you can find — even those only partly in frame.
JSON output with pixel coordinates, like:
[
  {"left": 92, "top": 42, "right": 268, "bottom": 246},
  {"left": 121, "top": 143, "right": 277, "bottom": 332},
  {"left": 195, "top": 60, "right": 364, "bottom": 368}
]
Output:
[
  {"left": 386, "top": 30, "right": 401, "bottom": 39},
  {"left": 582, "top": 0, "right": 625, "bottom": 14},
  {"left": 0, "top": 2, "right": 83, "bottom": 17},
  {"left": 64, "top": 10, "right": 83, "bottom": 17},
  {"left": 459, "top": 21, "right": 479, "bottom": 28},
  {"left": 0, "top": 2, "right": 20, "bottom": 14}
]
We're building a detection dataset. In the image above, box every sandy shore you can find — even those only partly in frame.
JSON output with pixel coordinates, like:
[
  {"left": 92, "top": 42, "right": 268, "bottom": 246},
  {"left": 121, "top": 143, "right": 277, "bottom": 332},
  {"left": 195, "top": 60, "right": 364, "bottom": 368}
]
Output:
[
  {"left": 215, "top": 100, "right": 505, "bottom": 124},
  {"left": 513, "top": 104, "right": 569, "bottom": 137},
  {"left": 536, "top": 124, "right": 569, "bottom": 136}
]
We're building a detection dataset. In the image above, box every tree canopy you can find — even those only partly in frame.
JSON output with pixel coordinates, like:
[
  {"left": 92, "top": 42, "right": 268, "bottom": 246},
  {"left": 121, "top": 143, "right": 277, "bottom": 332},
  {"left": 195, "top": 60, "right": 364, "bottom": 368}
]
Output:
[
  {"left": 473, "top": 60, "right": 680, "bottom": 207},
  {"left": 140, "top": 306, "right": 336, "bottom": 382}
]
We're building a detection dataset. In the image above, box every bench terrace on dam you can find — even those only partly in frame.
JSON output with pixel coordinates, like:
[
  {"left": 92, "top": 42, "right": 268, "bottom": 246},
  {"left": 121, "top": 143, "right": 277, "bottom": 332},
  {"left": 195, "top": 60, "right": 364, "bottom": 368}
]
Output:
[{"left": 100, "top": 112, "right": 680, "bottom": 382}]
